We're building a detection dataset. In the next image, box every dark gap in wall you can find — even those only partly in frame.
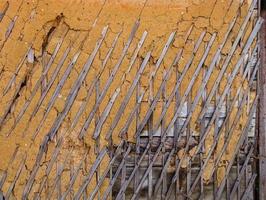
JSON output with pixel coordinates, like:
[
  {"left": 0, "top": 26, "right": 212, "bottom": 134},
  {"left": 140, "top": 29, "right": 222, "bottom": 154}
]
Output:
[{"left": 261, "top": 0, "right": 266, "bottom": 10}]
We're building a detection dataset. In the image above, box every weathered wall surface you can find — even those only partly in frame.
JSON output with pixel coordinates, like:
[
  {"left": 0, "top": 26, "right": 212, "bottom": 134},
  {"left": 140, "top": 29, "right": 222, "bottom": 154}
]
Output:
[{"left": 0, "top": 0, "right": 257, "bottom": 199}]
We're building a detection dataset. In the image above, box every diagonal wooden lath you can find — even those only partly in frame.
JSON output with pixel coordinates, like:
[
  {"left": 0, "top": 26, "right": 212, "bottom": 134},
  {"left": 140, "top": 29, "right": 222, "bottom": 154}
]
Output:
[{"left": 0, "top": 0, "right": 262, "bottom": 199}]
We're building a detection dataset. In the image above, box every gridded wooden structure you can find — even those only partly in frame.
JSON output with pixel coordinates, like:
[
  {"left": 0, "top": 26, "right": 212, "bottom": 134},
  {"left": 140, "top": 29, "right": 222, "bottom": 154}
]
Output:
[{"left": 0, "top": 0, "right": 264, "bottom": 199}]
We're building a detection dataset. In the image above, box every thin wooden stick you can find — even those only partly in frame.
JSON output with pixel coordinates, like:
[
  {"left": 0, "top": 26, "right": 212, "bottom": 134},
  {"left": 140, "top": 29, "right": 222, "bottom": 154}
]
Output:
[{"left": 78, "top": 20, "right": 141, "bottom": 139}]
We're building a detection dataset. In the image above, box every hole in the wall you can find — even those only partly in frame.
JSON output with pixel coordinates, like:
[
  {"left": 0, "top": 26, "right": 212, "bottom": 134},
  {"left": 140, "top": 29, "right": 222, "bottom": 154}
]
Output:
[{"left": 261, "top": 0, "right": 266, "bottom": 10}]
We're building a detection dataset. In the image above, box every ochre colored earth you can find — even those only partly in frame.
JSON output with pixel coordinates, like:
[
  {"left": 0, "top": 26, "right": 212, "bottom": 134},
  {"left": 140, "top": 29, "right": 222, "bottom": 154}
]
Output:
[{"left": 0, "top": 0, "right": 257, "bottom": 198}]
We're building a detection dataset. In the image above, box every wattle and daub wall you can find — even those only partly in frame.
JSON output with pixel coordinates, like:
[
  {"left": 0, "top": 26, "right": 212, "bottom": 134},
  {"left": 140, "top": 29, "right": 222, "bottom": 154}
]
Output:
[{"left": 0, "top": 0, "right": 260, "bottom": 199}]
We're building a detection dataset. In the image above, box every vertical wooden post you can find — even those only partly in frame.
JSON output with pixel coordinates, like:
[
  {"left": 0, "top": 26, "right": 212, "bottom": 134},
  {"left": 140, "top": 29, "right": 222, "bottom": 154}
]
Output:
[
  {"left": 135, "top": 57, "right": 141, "bottom": 200},
  {"left": 162, "top": 69, "right": 167, "bottom": 199},
  {"left": 95, "top": 78, "right": 101, "bottom": 199},
  {"left": 148, "top": 64, "right": 154, "bottom": 199},
  {"left": 259, "top": 1, "right": 266, "bottom": 199}
]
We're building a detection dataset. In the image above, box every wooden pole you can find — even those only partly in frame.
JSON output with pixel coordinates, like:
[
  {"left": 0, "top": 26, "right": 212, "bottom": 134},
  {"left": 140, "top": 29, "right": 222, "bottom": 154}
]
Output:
[{"left": 259, "top": 1, "right": 266, "bottom": 199}]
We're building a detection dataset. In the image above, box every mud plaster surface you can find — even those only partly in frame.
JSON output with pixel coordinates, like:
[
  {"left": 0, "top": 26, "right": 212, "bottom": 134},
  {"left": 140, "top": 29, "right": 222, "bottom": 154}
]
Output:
[{"left": 0, "top": 0, "right": 257, "bottom": 198}]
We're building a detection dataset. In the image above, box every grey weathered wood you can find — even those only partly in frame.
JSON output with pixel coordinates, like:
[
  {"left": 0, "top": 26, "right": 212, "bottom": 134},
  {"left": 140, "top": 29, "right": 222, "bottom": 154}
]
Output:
[
  {"left": 3, "top": 44, "right": 32, "bottom": 95},
  {"left": 31, "top": 50, "right": 81, "bottom": 140},
  {"left": 134, "top": 54, "right": 141, "bottom": 200},
  {"left": 24, "top": 26, "right": 110, "bottom": 198},
  {"left": 186, "top": 89, "right": 192, "bottom": 199},
  {"left": 150, "top": 31, "right": 176, "bottom": 78},
  {"left": 173, "top": 16, "right": 237, "bottom": 141},
  {"left": 187, "top": 56, "right": 259, "bottom": 196},
  {"left": 118, "top": 90, "right": 145, "bottom": 138},
  {"left": 61, "top": 151, "right": 88, "bottom": 200},
  {"left": 125, "top": 31, "right": 148, "bottom": 74},
  {"left": 259, "top": 9, "right": 266, "bottom": 200},
  {"left": 200, "top": 67, "right": 207, "bottom": 200},
  {"left": 109, "top": 15, "right": 260, "bottom": 198},
  {"left": 95, "top": 73, "right": 101, "bottom": 200},
  {"left": 114, "top": 30, "right": 207, "bottom": 200},
  {"left": 93, "top": 88, "right": 120, "bottom": 139},
  {"left": 153, "top": 32, "right": 216, "bottom": 155},
  {"left": 186, "top": 48, "right": 258, "bottom": 189},
  {"left": 102, "top": 145, "right": 131, "bottom": 200},
  {"left": 5, "top": 154, "right": 27, "bottom": 199},
  {"left": 152, "top": 31, "right": 206, "bottom": 133},
  {"left": 0, "top": 1, "right": 9, "bottom": 22},
  {"left": 115, "top": 144, "right": 150, "bottom": 200},
  {"left": 189, "top": 84, "right": 250, "bottom": 196},
  {"left": 148, "top": 53, "right": 154, "bottom": 200},
  {"left": 162, "top": 69, "right": 168, "bottom": 199},
  {"left": 78, "top": 21, "right": 141, "bottom": 139},
  {"left": 88, "top": 141, "right": 124, "bottom": 200},
  {"left": 130, "top": 146, "right": 163, "bottom": 200},
  {"left": 47, "top": 26, "right": 109, "bottom": 140},
  {"left": 7, "top": 37, "right": 65, "bottom": 136},
  {"left": 165, "top": 18, "right": 263, "bottom": 196},
  {"left": 133, "top": 52, "right": 216, "bottom": 197},
  {"left": 198, "top": 0, "right": 258, "bottom": 122},
  {"left": 5, "top": 15, "right": 17, "bottom": 39},
  {"left": 241, "top": 174, "right": 257, "bottom": 200},
  {"left": 33, "top": 138, "right": 65, "bottom": 200},
  {"left": 0, "top": 72, "right": 28, "bottom": 130},
  {"left": 46, "top": 148, "right": 73, "bottom": 199},
  {"left": 153, "top": 149, "right": 175, "bottom": 196},
  {"left": 2, "top": 46, "right": 32, "bottom": 95},
  {"left": 0, "top": 13, "right": 18, "bottom": 52},
  {"left": 182, "top": 19, "right": 262, "bottom": 175},
  {"left": 230, "top": 146, "right": 254, "bottom": 199},
  {"left": 104, "top": 51, "right": 151, "bottom": 140},
  {"left": 71, "top": 31, "right": 121, "bottom": 130},
  {"left": 31, "top": 44, "right": 71, "bottom": 118},
  {"left": 0, "top": 3, "right": 261, "bottom": 199},
  {"left": 121, "top": 149, "right": 126, "bottom": 200},
  {"left": 73, "top": 147, "right": 107, "bottom": 200},
  {"left": 22, "top": 135, "right": 50, "bottom": 199},
  {"left": 215, "top": 95, "right": 258, "bottom": 199}
]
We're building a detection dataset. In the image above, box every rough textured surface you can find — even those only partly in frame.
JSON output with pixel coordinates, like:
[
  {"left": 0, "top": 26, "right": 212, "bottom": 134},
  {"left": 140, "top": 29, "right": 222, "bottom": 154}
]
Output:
[{"left": 0, "top": 0, "right": 258, "bottom": 199}]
